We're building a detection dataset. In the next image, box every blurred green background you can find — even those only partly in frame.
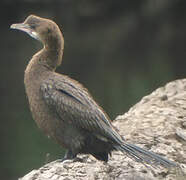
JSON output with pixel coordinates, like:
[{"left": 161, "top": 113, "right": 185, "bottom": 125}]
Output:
[{"left": 1, "top": 0, "right": 186, "bottom": 179}]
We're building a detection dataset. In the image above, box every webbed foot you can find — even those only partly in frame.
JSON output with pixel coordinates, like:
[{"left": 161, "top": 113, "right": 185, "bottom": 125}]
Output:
[{"left": 61, "top": 150, "right": 77, "bottom": 162}]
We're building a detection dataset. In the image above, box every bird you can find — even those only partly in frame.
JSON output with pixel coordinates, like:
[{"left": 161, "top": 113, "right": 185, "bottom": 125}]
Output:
[{"left": 10, "top": 15, "right": 177, "bottom": 167}]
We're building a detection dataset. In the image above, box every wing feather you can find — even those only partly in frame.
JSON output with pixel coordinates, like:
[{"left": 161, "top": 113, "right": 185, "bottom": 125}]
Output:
[{"left": 40, "top": 76, "right": 122, "bottom": 143}]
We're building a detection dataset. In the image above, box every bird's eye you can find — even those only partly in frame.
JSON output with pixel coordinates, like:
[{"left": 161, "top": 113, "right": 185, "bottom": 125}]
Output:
[
  {"left": 47, "top": 28, "right": 51, "bottom": 34},
  {"left": 30, "top": 24, "right": 36, "bottom": 29}
]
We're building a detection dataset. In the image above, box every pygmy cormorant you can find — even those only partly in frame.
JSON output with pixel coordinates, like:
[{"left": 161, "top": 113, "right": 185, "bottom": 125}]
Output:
[{"left": 11, "top": 15, "right": 177, "bottom": 167}]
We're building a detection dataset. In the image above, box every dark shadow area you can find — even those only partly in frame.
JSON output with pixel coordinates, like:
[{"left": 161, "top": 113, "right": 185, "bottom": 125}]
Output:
[{"left": 0, "top": 0, "right": 186, "bottom": 179}]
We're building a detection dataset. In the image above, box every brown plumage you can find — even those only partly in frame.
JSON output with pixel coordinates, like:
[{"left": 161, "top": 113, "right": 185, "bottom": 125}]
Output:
[{"left": 11, "top": 15, "right": 177, "bottom": 167}]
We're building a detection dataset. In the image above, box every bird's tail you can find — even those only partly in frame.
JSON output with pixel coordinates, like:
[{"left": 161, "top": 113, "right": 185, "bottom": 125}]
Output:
[{"left": 114, "top": 143, "right": 177, "bottom": 167}]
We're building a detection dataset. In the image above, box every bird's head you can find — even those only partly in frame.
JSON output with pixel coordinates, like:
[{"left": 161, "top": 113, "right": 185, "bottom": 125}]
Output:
[{"left": 10, "top": 15, "right": 63, "bottom": 49}]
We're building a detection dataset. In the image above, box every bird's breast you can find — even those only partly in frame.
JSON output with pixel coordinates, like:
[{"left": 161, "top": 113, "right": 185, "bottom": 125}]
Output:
[{"left": 24, "top": 67, "right": 57, "bottom": 137}]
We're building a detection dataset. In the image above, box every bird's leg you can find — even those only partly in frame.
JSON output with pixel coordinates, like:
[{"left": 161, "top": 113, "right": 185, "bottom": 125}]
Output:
[{"left": 61, "top": 150, "right": 77, "bottom": 162}]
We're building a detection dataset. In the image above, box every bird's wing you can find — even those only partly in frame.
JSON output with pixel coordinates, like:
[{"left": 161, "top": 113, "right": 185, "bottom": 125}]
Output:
[{"left": 40, "top": 76, "right": 123, "bottom": 143}]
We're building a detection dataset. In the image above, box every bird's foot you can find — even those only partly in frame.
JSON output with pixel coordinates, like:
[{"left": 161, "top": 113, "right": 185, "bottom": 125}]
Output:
[{"left": 60, "top": 150, "right": 79, "bottom": 163}]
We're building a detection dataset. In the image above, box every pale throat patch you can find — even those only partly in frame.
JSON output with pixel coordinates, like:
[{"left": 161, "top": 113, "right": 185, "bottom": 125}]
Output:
[{"left": 29, "top": 31, "right": 40, "bottom": 41}]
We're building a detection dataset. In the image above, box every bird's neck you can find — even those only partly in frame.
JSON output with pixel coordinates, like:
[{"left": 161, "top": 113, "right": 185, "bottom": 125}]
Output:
[
  {"left": 43, "top": 33, "right": 64, "bottom": 70},
  {"left": 25, "top": 33, "right": 64, "bottom": 74}
]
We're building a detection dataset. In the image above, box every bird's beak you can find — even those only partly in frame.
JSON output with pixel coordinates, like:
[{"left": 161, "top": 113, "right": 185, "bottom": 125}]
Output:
[{"left": 10, "top": 23, "right": 40, "bottom": 41}]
